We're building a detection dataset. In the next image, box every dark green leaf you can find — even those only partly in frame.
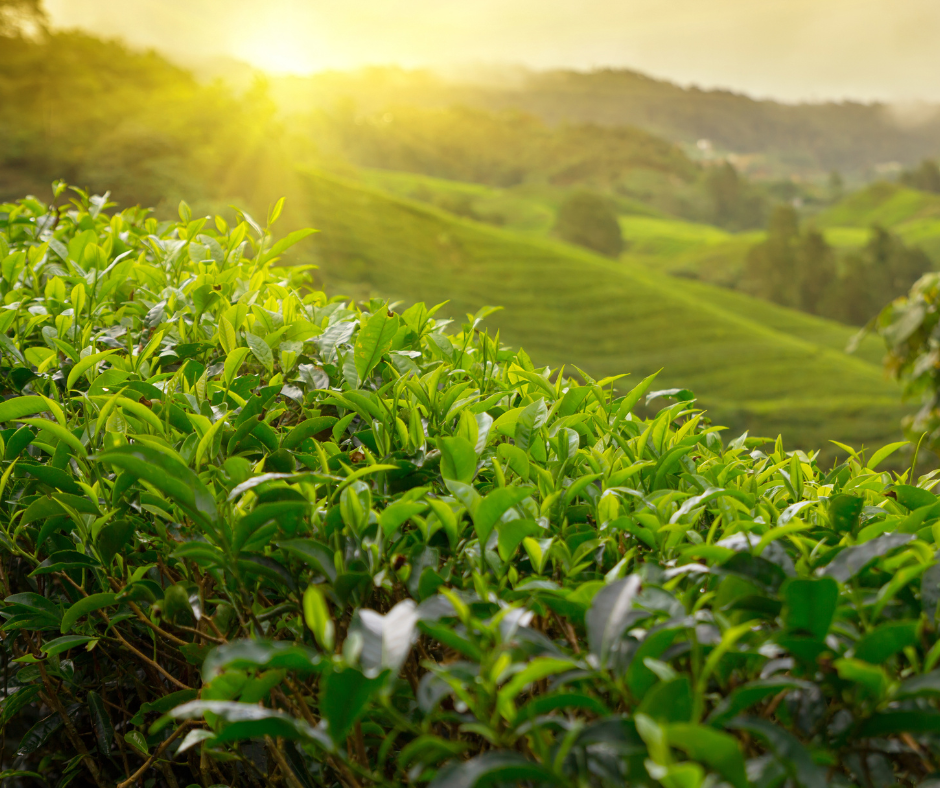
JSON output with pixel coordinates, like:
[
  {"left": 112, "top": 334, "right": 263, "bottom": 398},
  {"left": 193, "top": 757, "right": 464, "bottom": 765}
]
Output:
[
  {"left": 853, "top": 620, "right": 918, "bottom": 663},
  {"left": 637, "top": 676, "right": 693, "bottom": 723},
  {"left": 829, "top": 494, "right": 863, "bottom": 534},
  {"left": 586, "top": 575, "right": 641, "bottom": 667},
  {"left": 820, "top": 533, "right": 914, "bottom": 583},
  {"left": 203, "top": 641, "right": 324, "bottom": 681},
  {"left": 95, "top": 445, "right": 218, "bottom": 527},
  {"left": 30, "top": 550, "right": 100, "bottom": 576},
  {"left": 708, "top": 678, "right": 809, "bottom": 726},
  {"left": 281, "top": 416, "right": 337, "bottom": 449},
  {"left": 87, "top": 691, "right": 114, "bottom": 756},
  {"left": 892, "top": 484, "right": 936, "bottom": 511},
  {"left": 277, "top": 538, "right": 337, "bottom": 582},
  {"left": 782, "top": 577, "right": 838, "bottom": 639},
  {"left": 16, "top": 714, "right": 63, "bottom": 755},
  {"left": 320, "top": 668, "right": 386, "bottom": 743},
  {"left": 60, "top": 592, "right": 116, "bottom": 634},
  {"left": 860, "top": 711, "right": 940, "bottom": 737},
  {"left": 41, "top": 635, "right": 96, "bottom": 657},
  {"left": 666, "top": 723, "right": 748, "bottom": 788},
  {"left": 428, "top": 752, "right": 560, "bottom": 788},
  {"left": 729, "top": 716, "right": 826, "bottom": 788}
]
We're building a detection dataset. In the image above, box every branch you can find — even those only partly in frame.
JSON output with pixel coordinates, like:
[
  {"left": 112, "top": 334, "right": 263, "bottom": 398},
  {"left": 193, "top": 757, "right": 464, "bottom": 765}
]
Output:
[{"left": 116, "top": 720, "right": 194, "bottom": 788}]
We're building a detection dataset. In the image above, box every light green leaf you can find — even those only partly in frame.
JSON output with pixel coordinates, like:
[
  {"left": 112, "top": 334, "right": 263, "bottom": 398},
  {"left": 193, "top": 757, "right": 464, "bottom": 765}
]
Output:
[
  {"left": 66, "top": 349, "right": 119, "bottom": 391},
  {"left": 354, "top": 309, "right": 399, "bottom": 384}
]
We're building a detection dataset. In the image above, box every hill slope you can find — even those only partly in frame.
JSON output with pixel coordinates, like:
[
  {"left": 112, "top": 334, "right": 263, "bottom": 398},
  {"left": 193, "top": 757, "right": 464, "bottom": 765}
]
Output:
[
  {"left": 300, "top": 168, "right": 906, "bottom": 458},
  {"left": 817, "top": 182, "right": 940, "bottom": 261}
]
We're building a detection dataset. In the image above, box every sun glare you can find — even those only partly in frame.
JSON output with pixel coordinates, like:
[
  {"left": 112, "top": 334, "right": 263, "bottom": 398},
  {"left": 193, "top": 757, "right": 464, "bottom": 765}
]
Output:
[{"left": 231, "top": 13, "right": 324, "bottom": 75}]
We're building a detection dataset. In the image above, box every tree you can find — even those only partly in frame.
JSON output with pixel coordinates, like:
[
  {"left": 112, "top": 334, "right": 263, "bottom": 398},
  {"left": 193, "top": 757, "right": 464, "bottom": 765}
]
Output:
[
  {"left": 745, "top": 209, "right": 929, "bottom": 326},
  {"left": 743, "top": 205, "right": 835, "bottom": 312},
  {"left": 900, "top": 159, "right": 940, "bottom": 194},
  {"left": 554, "top": 190, "right": 624, "bottom": 258},
  {"left": 704, "top": 161, "right": 765, "bottom": 230},
  {"left": 743, "top": 205, "right": 798, "bottom": 307},
  {"left": 0, "top": 0, "right": 46, "bottom": 37},
  {"left": 795, "top": 227, "right": 836, "bottom": 314},
  {"left": 823, "top": 226, "right": 932, "bottom": 326},
  {"left": 828, "top": 170, "right": 844, "bottom": 201}
]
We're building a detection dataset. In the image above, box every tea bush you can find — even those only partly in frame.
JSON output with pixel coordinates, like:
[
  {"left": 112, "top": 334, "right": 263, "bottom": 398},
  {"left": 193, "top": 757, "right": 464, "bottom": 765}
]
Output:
[{"left": 1, "top": 186, "right": 940, "bottom": 788}]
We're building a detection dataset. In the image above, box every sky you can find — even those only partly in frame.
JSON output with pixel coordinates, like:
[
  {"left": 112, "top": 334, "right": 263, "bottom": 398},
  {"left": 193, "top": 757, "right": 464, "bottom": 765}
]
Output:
[{"left": 44, "top": 0, "right": 940, "bottom": 104}]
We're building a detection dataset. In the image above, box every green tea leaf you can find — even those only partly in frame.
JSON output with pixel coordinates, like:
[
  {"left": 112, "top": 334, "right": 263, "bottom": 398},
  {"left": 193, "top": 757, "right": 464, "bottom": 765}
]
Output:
[
  {"left": 60, "top": 593, "right": 116, "bottom": 633},
  {"left": 320, "top": 668, "right": 386, "bottom": 743},
  {"left": 354, "top": 309, "right": 399, "bottom": 383},
  {"left": 95, "top": 444, "right": 218, "bottom": 528},
  {"left": 586, "top": 575, "right": 641, "bottom": 667},
  {"left": 87, "top": 691, "right": 114, "bottom": 756}
]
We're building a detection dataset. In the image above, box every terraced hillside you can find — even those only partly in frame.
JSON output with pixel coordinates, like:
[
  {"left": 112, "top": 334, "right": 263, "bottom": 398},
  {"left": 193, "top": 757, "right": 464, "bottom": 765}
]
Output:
[
  {"left": 817, "top": 182, "right": 940, "bottom": 261},
  {"left": 360, "top": 167, "right": 758, "bottom": 284},
  {"left": 300, "top": 168, "right": 907, "bottom": 460}
]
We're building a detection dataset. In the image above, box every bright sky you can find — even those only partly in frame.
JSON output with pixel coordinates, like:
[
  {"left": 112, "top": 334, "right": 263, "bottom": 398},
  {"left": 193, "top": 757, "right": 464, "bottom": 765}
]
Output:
[{"left": 44, "top": 0, "right": 940, "bottom": 103}]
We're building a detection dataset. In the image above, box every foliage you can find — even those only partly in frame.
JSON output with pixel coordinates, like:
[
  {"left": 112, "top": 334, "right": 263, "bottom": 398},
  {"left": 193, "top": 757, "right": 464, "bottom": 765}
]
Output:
[
  {"left": 704, "top": 162, "right": 766, "bottom": 231},
  {"left": 0, "top": 31, "right": 309, "bottom": 221},
  {"left": 304, "top": 168, "right": 906, "bottom": 459},
  {"left": 875, "top": 272, "right": 940, "bottom": 452},
  {"left": 743, "top": 206, "right": 932, "bottom": 326},
  {"left": 284, "top": 66, "right": 940, "bottom": 176},
  {"left": 307, "top": 103, "right": 698, "bottom": 191},
  {"left": 0, "top": 187, "right": 938, "bottom": 788},
  {"left": 900, "top": 160, "right": 940, "bottom": 196},
  {"left": 553, "top": 191, "right": 624, "bottom": 257},
  {"left": 0, "top": 0, "right": 45, "bottom": 38}
]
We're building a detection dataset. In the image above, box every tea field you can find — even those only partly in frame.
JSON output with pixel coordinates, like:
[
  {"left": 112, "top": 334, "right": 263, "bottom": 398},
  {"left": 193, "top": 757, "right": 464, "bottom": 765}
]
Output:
[{"left": 300, "top": 168, "right": 907, "bottom": 461}]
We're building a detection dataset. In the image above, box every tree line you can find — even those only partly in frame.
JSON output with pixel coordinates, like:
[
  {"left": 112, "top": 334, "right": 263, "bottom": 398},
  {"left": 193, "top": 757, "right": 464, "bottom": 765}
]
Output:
[{"left": 743, "top": 205, "right": 932, "bottom": 325}]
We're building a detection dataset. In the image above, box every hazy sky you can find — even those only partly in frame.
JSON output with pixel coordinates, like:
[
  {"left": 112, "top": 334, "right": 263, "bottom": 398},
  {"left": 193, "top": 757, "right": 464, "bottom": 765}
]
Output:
[{"left": 45, "top": 0, "right": 940, "bottom": 104}]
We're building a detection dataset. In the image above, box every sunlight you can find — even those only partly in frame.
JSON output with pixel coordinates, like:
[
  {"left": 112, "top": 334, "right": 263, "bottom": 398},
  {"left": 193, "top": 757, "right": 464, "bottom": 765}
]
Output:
[{"left": 231, "top": 12, "right": 324, "bottom": 75}]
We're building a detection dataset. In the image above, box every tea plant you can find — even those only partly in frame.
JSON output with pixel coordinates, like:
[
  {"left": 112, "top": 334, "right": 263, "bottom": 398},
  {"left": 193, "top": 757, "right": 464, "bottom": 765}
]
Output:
[{"left": 0, "top": 185, "right": 939, "bottom": 788}]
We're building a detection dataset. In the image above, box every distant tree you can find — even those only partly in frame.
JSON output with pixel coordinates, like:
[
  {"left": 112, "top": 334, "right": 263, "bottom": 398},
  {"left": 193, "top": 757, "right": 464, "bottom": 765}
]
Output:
[
  {"left": 554, "top": 191, "right": 624, "bottom": 258},
  {"left": 705, "top": 161, "right": 765, "bottom": 230},
  {"left": 0, "top": 0, "right": 46, "bottom": 37},
  {"left": 743, "top": 205, "right": 833, "bottom": 311},
  {"left": 828, "top": 170, "right": 844, "bottom": 201},
  {"left": 795, "top": 227, "right": 837, "bottom": 314},
  {"left": 745, "top": 205, "right": 848, "bottom": 316},
  {"left": 900, "top": 159, "right": 940, "bottom": 194},
  {"left": 822, "top": 226, "right": 932, "bottom": 325}
]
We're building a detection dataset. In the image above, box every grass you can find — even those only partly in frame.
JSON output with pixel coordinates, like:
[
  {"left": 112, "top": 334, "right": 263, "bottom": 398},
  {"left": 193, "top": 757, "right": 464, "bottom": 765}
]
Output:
[
  {"left": 814, "top": 181, "right": 940, "bottom": 262},
  {"left": 816, "top": 182, "right": 940, "bottom": 228},
  {"left": 619, "top": 215, "right": 731, "bottom": 256},
  {"left": 299, "top": 167, "right": 909, "bottom": 459},
  {"left": 822, "top": 226, "right": 870, "bottom": 249},
  {"left": 360, "top": 169, "right": 557, "bottom": 235}
]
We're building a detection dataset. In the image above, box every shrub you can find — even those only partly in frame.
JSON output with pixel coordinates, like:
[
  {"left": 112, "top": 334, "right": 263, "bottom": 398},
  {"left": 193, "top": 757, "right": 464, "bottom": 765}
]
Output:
[
  {"left": 553, "top": 191, "right": 624, "bottom": 258},
  {"left": 1, "top": 186, "right": 940, "bottom": 788},
  {"left": 875, "top": 271, "right": 940, "bottom": 449}
]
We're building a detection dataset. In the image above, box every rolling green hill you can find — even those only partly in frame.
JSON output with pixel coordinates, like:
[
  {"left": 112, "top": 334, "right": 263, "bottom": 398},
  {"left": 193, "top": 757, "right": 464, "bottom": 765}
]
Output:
[
  {"left": 817, "top": 182, "right": 940, "bottom": 261},
  {"left": 817, "top": 182, "right": 940, "bottom": 228},
  {"left": 272, "top": 66, "right": 940, "bottom": 177},
  {"left": 300, "top": 168, "right": 906, "bottom": 460}
]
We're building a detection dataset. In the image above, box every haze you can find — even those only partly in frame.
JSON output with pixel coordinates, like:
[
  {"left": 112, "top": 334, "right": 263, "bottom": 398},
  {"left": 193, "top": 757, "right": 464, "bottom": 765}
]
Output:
[{"left": 44, "top": 0, "right": 940, "bottom": 104}]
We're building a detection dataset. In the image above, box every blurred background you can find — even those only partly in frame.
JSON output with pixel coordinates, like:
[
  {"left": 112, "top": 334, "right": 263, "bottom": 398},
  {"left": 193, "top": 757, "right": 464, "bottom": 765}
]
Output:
[{"left": 4, "top": 0, "right": 940, "bottom": 461}]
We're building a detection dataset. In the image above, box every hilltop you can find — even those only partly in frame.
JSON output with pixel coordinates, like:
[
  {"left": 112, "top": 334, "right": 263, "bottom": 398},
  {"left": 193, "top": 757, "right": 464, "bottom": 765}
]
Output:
[{"left": 272, "top": 66, "right": 940, "bottom": 178}]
